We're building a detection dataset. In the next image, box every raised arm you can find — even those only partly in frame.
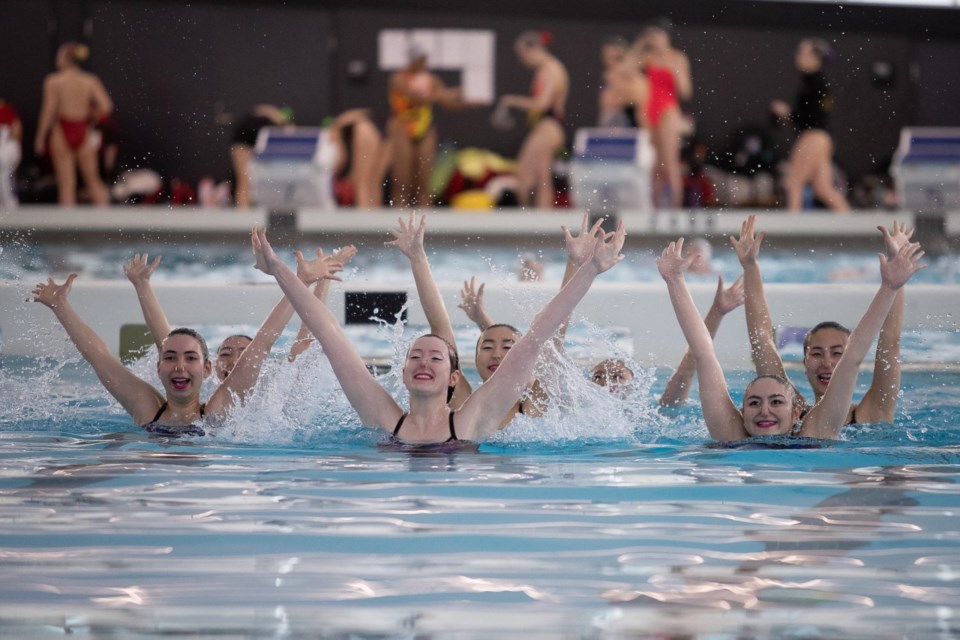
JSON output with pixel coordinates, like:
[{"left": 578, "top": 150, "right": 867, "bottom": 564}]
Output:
[
  {"left": 557, "top": 214, "right": 606, "bottom": 342},
  {"left": 387, "top": 213, "right": 473, "bottom": 406},
  {"left": 31, "top": 275, "right": 163, "bottom": 424},
  {"left": 731, "top": 214, "right": 785, "bottom": 378},
  {"left": 123, "top": 254, "right": 171, "bottom": 351},
  {"left": 660, "top": 274, "right": 744, "bottom": 406},
  {"left": 289, "top": 245, "right": 357, "bottom": 361},
  {"left": 658, "top": 240, "right": 747, "bottom": 441},
  {"left": 458, "top": 222, "right": 625, "bottom": 440},
  {"left": 801, "top": 242, "right": 925, "bottom": 439},
  {"left": 251, "top": 228, "right": 401, "bottom": 430},
  {"left": 855, "top": 222, "right": 912, "bottom": 423}
]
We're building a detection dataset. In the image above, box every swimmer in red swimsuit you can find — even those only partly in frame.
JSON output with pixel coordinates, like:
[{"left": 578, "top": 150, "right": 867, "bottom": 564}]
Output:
[
  {"left": 34, "top": 42, "right": 113, "bottom": 207},
  {"left": 496, "top": 31, "right": 570, "bottom": 208},
  {"left": 636, "top": 21, "right": 692, "bottom": 209}
]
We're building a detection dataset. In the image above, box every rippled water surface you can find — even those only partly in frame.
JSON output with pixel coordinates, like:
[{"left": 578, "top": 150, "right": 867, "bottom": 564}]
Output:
[{"left": 2, "top": 353, "right": 959, "bottom": 638}]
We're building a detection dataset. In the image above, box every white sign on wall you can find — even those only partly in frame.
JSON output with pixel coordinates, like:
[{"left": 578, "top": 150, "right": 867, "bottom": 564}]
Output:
[{"left": 378, "top": 29, "right": 496, "bottom": 104}]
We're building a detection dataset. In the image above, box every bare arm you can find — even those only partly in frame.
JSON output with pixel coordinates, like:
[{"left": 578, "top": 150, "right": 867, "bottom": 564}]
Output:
[
  {"left": 499, "top": 67, "right": 557, "bottom": 113},
  {"left": 660, "top": 275, "right": 744, "bottom": 406},
  {"left": 672, "top": 51, "right": 693, "bottom": 101},
  {"left": 289, "top": 245, "right": 357, "bottom": 362},
  {"left": 557, "top": 214, "right": 606, "bottom": 343},
  {"left": 252, "top": 229, "right": 401, "bottom": 430},
  {"left": 842, "top": 222, "right": 913, "bottom": 424},
  {"left": 457, "top": 223, "right": 626, "bottom": 440},
  {"left": 31, "top": 275, "right": 163, "bottom": 424},
  {"left": 801, "top": 242, "right": 925, "bottom": 439},
  {"left": 35, "top": 76, "right": 59, "bottom": 154},
  {"left": 731, "top": 214, "right": 785, "bottom": 378},
  {"left": 90, "top": 75, "right": 113, "bottom": 119},
  {"left": 387, "top": 213, "right": 473, "bottom": 406},
  {"left": 658, "top": 240, "right": 747, "bottom": 441},
  {"left": 123, "top": 254, "right": 171, "bottom": 351}
]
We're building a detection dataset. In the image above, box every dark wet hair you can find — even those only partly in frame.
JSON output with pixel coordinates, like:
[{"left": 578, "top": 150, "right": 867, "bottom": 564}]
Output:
[
  {"left": 410, "top": 333, "right": 460, "bottom": 402},
  {"left": 164, "top": 328, "right": 210, "bottom": 362},
  {"left": 746, "top": 374, "right": 805, "bottom": 411},
  {"left": 217, "top": 334, "right": 253, "bottom": 353},
  {"left": 802, "top": 321, "right": 851, "bottom": 355}
]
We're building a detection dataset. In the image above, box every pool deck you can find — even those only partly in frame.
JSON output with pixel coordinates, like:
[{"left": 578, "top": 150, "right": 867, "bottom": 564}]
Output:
[{"left": 2, "top": 206, "right": 959, "bottom": 249}]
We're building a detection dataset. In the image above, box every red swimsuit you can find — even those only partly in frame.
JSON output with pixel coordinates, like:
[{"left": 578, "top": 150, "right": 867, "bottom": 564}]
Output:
[{"left": 644, "top": 66, "right": 679, "bottom": 128}]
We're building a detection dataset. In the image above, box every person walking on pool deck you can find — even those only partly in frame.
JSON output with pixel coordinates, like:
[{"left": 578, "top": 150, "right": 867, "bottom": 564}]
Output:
[
  {"left": 34, "top": 42, "right": 113, "bottom": 207},
  {"left": 658, "top": 235, "right": 924, "bottom": 442},
  {"left": 733, "top": 215, "right": 913, "bottom": 425},
  {"left": 250, "top": 221, "right": 625, "bottom": 445}
]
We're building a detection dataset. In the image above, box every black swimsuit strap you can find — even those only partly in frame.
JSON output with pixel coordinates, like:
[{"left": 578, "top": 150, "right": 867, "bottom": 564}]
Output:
[
  {"left": 392, "top": 412, "right": 458, "bottom": 442},
  {"left": 392, "top": 413, "right": 407, "bottom": 437},
  {"left": 447, "top": 410, "right": 458, "bottom": 442},
  {"left": 149, "top": 401, "right": 168, "bottom": 425}
]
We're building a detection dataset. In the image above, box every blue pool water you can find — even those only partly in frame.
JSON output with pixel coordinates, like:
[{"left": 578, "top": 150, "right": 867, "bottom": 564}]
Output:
[{"left": 1, "top": 339, "right": 959, "bottom": 638}]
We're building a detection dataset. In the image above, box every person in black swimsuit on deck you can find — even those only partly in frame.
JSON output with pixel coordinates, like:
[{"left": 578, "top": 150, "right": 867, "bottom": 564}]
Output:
[
  {"left": 231, "top": 104, "right": 292, "bottom": 208},
  {"left": 250, "top": 218, "right": 625, "bottom": 446},
  {"left": 732, "top": 215, "right": 915, "bottom": 428}
]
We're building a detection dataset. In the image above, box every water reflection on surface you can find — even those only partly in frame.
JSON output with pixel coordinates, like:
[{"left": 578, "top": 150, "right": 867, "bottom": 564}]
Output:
[{"left": 1, "top": 433, "right": 958, "bottom": 638}]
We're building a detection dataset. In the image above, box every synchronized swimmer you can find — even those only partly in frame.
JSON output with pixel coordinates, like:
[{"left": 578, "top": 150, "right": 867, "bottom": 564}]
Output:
[{"left": 31, "top": 215, "right": 923, "bottom": 445}]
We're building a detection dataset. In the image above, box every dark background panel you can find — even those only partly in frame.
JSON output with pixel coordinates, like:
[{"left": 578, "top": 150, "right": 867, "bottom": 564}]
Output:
[{"left": 4, "top": 0, "right": 958, "bottom": 186}]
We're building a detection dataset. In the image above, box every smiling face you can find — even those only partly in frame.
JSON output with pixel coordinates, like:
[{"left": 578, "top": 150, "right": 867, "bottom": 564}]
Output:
[
  {"left": 803, "top": 327, "right": 850, "bottom": 398},
  {"left": 215, "top": 335, "right": 252, "bottom": 381},
  {"left": 157, "top": 333, "right": 212, "bottom": 401},
  {"left": 475, "top": 325, "right": 521, "bottom": 382},
  {"left": 742, "top": 377, "right": 802, "bottom": 437},
  {"left": 403, "top": 336, "right": 459, "bottom": 398}
]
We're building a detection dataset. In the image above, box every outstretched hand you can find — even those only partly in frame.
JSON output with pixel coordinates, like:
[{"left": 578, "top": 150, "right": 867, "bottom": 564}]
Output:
[
  {"left": 878, "top": 220, "right": 914, "bottom": 259},
  {"left": 657, "top": 238, "right": 699, "bottom": 281},
  {"left": 713, "top": 274, "right": 745, "bottom": 315},
  {"left": 879, "top": 241, "right": 925, "bottom": 290},
  {"left": 385, "top": 212, "right": 427, "bottom": 259},
  {"left": 562, "top": 214, "right": 605, "bottom": 269},
  {"left": 251, "top": 227, "right": 283, "bottom": 276},
  {"left": 31, "top": 274, "right": 78, "bottom": 309},
  {"left": 589, "top": 220, "right": 626, "bottom": 274},
  {"left": 458, "top": 276, "right": 487, "bottom": 324},
  {"left": 330, "top": 245, "right": 358, "bottom": 266},
  {"left": 123, "top": 253, "right": 162, "bottom": 285},
  {"left": 729, "top": 214, "right": 766, "bottom": 268},
  {"left": 295, "top": 248, "right": 344, "bottom": 285}
]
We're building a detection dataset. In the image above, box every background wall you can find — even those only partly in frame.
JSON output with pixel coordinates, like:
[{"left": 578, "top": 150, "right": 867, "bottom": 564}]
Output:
[{"left": 3, "top": 0, "right": 959, "bottom": 188}]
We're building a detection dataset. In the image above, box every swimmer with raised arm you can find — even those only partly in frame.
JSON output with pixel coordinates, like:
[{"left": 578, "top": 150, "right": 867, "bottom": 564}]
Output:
[
  {"left": 30, "top": 254, "right": 344, "bottom": 434},
  {"left": 288, "top": 245, "right": 357, "bottom": 361},
  {"left": 732, "top": 215, "right": 912, "bottom": 424},
  {"left": 657, "top": 236, "right": 923, "bottom": 441},
  {"left": 251, "top": 221, "right": 624, "bottom": 445}
]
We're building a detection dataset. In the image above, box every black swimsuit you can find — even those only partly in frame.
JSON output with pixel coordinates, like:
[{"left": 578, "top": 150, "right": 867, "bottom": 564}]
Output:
[
  {"left": 392, "top": 411, "right": 458, "bottom": 443},
  {"left": 141, "top": 402, "right": 207, "bottom": 437}
]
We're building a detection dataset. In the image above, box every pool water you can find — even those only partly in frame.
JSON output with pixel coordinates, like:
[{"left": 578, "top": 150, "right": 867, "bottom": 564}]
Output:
[
  {"left": 1, "top": 345, "right": 959, "bottom": 638},
  {"left": 3, "top": 237, "right": 960, "bottom": 285}
]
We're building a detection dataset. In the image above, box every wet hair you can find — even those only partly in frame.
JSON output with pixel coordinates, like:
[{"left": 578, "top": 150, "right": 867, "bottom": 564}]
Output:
[
  {"left": 746, "top": 374, "right": 805, "bottom": 412},
  {"left": 803, "top": 37, "right": 835, "bottom": 63},
  {"left": 802, "top": 321, "right": 851, "bottom": 355},
  {"left": 516, "top": 31, "right": 552, "bottom": 49},
  {"left": 410, "top": 333, "right": 460, "bottom": 402},
  {"left": 591, "top": 358, "right": 635, "bottom": 384},
  {"left": 60, "top": 42, "right": 90, "bottom": 65},
  {"left": 164, "top": 328, "right": 210, "bottom": 362},
  {"left": 217, "top": 334, "right": 253, "bottom": 353}
]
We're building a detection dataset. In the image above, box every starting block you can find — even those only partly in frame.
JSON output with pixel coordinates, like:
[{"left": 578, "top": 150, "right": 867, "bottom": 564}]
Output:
[
  {"left": 568, "top": 127, "right": 655, "bottom": 212},
  {"left": 892, "top": 127, "right": 960, "bottom": 213},
  {"left": 250, "top": 127, "right": 337, "bottom": 210}
]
